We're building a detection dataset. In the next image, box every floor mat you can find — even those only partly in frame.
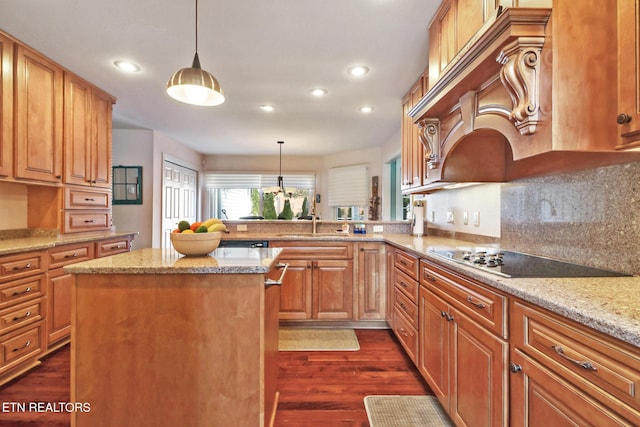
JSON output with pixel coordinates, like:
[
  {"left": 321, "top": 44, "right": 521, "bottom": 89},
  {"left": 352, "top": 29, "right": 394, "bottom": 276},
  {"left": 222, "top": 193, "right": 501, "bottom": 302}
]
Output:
[
  {"left": 364, "top": 395, "right": 453, "bottom": 427},
  {"left": 278, "top": 328, "right": 360, "bottom": 351}
]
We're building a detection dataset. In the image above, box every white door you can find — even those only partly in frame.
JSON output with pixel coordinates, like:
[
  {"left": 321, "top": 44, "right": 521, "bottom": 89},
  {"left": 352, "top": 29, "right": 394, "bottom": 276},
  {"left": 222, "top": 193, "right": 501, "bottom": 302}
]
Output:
[{"left": 162, "top": 160, "right": 198, "bottom": 249}]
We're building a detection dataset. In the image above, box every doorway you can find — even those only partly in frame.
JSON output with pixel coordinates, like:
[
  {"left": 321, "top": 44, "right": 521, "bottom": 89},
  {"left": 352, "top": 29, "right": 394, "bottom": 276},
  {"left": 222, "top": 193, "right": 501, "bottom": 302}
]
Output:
[{"left": 161, "top": 160, "right": 198, "bottom": 249}]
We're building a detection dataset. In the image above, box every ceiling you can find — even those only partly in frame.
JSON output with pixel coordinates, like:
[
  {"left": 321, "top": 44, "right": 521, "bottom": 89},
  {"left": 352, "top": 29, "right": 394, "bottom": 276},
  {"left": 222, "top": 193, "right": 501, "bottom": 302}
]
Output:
[{"left": 0, "top": 0, "right": 440, "bottom": 156}]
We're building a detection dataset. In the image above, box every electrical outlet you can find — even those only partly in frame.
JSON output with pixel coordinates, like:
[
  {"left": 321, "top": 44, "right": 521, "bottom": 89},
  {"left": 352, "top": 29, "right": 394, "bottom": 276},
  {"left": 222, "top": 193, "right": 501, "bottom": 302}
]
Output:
[
  {"left": 430, "top": 211, "right": 435, "bottom": 223},
  {"left": 463, "top": 211, "right": 469, "bottom": 225},
  {"left": 446, "top": 210, "right": 454, "bottom": 223},
  {"left": 372, "top": 225, "right": 383, "bottom": 233},
  {"left": 473, "top": 211, "right": 480, "bottom": 226},
  {"left": 237, "top": 224, "right": 247, "bottom": 232}
]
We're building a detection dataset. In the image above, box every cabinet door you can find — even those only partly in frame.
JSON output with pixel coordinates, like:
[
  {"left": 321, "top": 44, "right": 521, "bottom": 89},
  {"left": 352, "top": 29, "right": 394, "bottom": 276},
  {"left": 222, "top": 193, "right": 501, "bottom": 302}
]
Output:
[
  {"left": 14, "top": 44, "right": 63, "bottom": 183},
  {"left": 617, "top": 0, "right": 640, "bottom": 147},
  {"left": 356, "top": 243, "right": 385, "bottom": 320},
  {"left": 63, "top": 72, "right": 92, "bottom": 186},
  {"left": 385, "top": 245, "right": 395, "bottom": 325},
  {"left": 0, "top": 33, "right": 12, "bottom": 178},
  {"left": 419, "top": 287, "right": 450, "bottom": 404},
  {"left": 313, "top": 260, "right": 353, "bottom": 320},
  {"left": 450, "top": 306, "right": 508, "bottom": 427},
  {"left": 278, "top": 259, "right": 312, "bottom": 320},
  {"left": 91, "top": 87, "right": 114, "bottom": 187},
  {"left": 401, "top": 93, "right": 413, "bottom": 190},
  {"left": 510, "top": 350, "right": 633, "bottom": 427},
  {"left": 47, "top": 268, "right": 72, "bottom": 345}
]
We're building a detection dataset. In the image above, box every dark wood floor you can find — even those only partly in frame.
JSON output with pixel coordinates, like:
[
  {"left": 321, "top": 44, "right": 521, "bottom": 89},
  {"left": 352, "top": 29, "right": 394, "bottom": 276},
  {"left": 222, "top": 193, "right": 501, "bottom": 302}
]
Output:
[{"left": 0, "top": 329, "right": 431, "bottom": 427}]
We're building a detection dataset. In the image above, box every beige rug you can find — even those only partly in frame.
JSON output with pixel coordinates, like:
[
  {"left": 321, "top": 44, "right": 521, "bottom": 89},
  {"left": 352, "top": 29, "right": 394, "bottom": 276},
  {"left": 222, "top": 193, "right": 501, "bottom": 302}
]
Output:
[
  {"left": 364, "top": 395, "right": 453, "bottom": 427},
  {"left": 278, "top": 328, "right": 360, "bottom": 351}
]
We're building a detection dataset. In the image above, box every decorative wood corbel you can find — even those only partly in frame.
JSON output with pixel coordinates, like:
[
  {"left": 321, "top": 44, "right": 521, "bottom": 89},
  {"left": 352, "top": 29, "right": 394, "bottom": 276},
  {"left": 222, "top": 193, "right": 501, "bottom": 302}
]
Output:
[
  {"left": 496, "top": 37, "right": 545, "bottom": 135},
  {"left": 418, "top": 118, "right": 440, "bottom": 170}
]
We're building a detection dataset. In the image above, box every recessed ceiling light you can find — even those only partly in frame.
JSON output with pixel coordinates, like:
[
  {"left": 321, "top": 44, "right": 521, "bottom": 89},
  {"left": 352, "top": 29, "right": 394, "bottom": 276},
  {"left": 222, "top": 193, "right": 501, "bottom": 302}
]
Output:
[
  {"left": 113, "top": 60, "right": 141, "bottom": 73},
  {"left": 260, "top": 104, "right": 275, "bottom": 112},
  {"left": 348, "top": 65, "right": 369, "bottom": 77},
  {"left": 310, "top": 88, "right": 327, "bottom": 97},
  {"left": 359, "top": 106, "right": 374, "bottom": 113}
]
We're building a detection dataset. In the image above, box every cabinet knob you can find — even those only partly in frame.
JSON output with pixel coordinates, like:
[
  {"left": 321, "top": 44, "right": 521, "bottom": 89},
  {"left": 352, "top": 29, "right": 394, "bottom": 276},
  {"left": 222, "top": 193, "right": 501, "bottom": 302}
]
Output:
[
  {"left": 509, "top": 363, "right": 523, "bottom": 373},
  {"left": 617, "top": 113, "right": 632, "bottom": 124}
]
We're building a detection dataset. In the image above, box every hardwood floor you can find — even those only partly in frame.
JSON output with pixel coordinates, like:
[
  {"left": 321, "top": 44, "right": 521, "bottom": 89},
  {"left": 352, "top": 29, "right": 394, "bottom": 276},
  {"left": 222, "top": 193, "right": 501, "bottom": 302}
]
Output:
[{"left": 0, "top": 329, "right": 431, "bottom": 427}]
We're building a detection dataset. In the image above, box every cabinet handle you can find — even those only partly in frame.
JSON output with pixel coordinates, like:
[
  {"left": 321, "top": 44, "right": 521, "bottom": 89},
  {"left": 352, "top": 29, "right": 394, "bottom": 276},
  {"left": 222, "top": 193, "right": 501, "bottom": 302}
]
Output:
[
  {"left": 399, "top": 260, "right": 408, "bottom": 266},
  {"left": 466, "top": 296, "right": 487, "bottom": 309},
  {"left": 424, "top": 273, "right": 437, "bottom": 282},
  {"left": 110, "top": 245, "right": 123, "bottom": 250},
  {"left": 13, "top": 311, "right": 32, "bottom": 321},
  {"left": 84, "top": 198, "right": 95, "bottom": 202},
  {"left": 509, "top": 363, "right": 523, "bottom": 373},
  {"left": 617, "top": 113, "right": 632, "bottom": 124},
  {"left": 12, "top": 287, "right": 32, "bottom": 296},
  {"left": 399, "top": 302, "right": 407, "bottom": 310},
  {"left": 12, "top": 263, "right": 32, "bottom": 271},
  {"left": 84, "top": 220, "right": 95, "bottom": 223},
  {"left": 440, "top": 311, "right": 454, "bottom": 321},
  {"left": 64, "top": 252, "right": 79, "bottom": 259},
  {"left": 398, "top": 327, "right": 409, "bottom": 337},
  {"left": 551, "top": 345, "right": 598, "bottom": 371},
  {"left": 12, "top": 340, "right": 31, "bottom": 352},
  {"left": 265, "top": 263, "right": 289, "bottom": 288}
]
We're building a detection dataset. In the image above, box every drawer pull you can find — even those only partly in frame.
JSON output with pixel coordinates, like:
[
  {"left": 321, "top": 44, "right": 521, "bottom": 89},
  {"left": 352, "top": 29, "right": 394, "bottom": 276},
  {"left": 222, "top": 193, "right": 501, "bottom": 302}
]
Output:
[
  {"left": 399, "top": 260, "right": 408, "bottom": 266},
  {"left": 84, "top": 198, "right": 95, "bottom": 201},
  {"left": 441, "top": 311, "right": 454, "bottom": 322},
  {"left": 12, "top": 287, "right": 32, "bottom": 296},
  {"left": 12, "top": 263, "right": 32, "bottom": 271},
  {"left": 64, "top": 252, "right": 79, "bottom": 259},
  {"left": 552, "top": 345, "right": 598, "bottom": 371},
  {"left": 265, "top": 263, "right": 289, "bottom": 288},
  {"left": 398, "top": 327, "right": 409, "bottom": 337},
  {"left": 13, "top": 311, "right": 32, "bottom": 321},
  {"left": 510, "top": 363, "right": 523, "bottom": 373},
  {"left": 399, "top": 303, "right": 407, "bottom": 310},
  {"left": 424, "top": 273, "right": 437, "bottom": 282},
  {"left": 12, "top": 340, "right": 31, "bottom": 352},
  {"left": 400, "top": 281, "right": 409, "bottom": 288},
  {"left": 84, "top": 220, "right": 95, "bottom": 223},
  {"left": 466, "top": 296, "right": 487, "bottom": 309},
  {"left": 110, "top": 245, "right": 123, "bottom": 250}
]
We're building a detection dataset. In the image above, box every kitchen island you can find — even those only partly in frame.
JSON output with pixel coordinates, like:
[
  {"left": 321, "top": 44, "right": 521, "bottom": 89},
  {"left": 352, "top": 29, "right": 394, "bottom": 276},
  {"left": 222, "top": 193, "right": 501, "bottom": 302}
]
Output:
[{"left": 64, "top": 247, "right": 284, "bottom": 427}]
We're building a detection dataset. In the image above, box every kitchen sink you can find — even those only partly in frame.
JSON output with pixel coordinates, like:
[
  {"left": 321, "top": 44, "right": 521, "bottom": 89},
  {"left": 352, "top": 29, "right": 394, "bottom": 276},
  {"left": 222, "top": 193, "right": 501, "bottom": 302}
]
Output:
[{"left": 276, "top": 232, "right": 347, "bottom": 238}]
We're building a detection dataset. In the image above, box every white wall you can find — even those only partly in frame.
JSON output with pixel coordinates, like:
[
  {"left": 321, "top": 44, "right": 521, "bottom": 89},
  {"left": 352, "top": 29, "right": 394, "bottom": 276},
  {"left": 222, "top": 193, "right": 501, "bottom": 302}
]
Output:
[
  {"left": 112, "top": 129, "right": 154, "bottom": 248},
  {"left": 0, "top": 182, "right": 28, "bottom": 229}
]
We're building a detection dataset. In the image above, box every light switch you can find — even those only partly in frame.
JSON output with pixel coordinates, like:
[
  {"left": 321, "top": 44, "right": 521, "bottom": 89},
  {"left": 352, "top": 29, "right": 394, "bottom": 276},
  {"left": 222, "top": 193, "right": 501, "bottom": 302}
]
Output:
[
  {"left": 473, "top": 211, "right": 480, "bottom": 226},
  {"left": 446, "top": 211, "right": 454, "bottom": 223},
  {"left": 463, "top": 211, "right": 469, "bottom": 225}
]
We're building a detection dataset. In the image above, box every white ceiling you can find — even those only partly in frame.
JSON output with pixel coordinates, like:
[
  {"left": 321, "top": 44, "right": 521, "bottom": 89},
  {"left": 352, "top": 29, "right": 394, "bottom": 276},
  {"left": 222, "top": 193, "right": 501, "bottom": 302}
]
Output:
[{"left": 0, "top": 0, "right": 440, "bottom": 156}]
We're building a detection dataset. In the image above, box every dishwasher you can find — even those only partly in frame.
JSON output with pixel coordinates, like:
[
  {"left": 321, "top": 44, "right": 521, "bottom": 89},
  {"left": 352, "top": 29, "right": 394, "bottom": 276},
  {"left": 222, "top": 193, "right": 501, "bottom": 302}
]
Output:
[{"left": 218, "top": 239, "right": 269, "bottom": 248}]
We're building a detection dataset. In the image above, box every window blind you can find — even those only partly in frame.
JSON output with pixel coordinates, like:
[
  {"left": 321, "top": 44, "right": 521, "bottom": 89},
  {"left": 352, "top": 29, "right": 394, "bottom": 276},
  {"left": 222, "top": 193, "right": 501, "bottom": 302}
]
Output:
[
  {"left": 327, "top": 164, "right": 368, "bottom": 206},
  {"left": 204, "top": 173, "right": 315, "bottom": 190}
]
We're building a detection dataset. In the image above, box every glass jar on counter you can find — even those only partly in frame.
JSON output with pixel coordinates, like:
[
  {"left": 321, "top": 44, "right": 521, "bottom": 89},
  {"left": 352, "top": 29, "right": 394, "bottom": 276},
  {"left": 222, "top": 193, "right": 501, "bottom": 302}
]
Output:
[{"left": 354, "top": 223, "right": 366, "bottom": 234}]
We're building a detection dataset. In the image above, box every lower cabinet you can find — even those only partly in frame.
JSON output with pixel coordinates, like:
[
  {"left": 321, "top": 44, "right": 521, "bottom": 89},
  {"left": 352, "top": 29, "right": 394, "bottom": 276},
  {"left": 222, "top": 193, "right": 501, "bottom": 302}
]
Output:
[
  {"left": 355, "top": 242, "right": 386, "bottom": 320},
  {"left": 510, "top": 299, "right": 640, "bottom": 426}
]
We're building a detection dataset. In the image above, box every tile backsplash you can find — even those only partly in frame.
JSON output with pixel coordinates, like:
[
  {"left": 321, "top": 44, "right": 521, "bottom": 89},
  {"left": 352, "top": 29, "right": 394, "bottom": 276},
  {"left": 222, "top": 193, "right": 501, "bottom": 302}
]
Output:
[{"left": 501, "top": 161, "right": 640, "bottom": 275}]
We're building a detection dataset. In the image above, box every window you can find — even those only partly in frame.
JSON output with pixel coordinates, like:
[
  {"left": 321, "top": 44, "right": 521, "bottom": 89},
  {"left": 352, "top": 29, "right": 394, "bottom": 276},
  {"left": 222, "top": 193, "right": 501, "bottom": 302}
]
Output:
[
  {"left": 204, "top": 173, "right": 315, "bottom": 220},
  {"left": 328, "top": 164, "right": 368, "bottom": 221}
]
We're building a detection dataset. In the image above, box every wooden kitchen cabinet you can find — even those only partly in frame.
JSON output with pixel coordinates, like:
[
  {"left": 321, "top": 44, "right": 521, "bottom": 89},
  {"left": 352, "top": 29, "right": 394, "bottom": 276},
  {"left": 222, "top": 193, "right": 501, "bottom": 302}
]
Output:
[
  {"left": 64, "top": 72, "right": 115, "bottom": 188},
  {"left": 617, "top": 0, "right": 640, "bottom": 149},
  {"left": 0, "top": 250, "right": 48, "bottom": 386},
  {"left": 385, "top": 244, "right": 395, "bottom": 327},
  {"left": 0, "top": 33, "right": 12, "bottom": 178},
  {"left": 355, "top": 242, "right": 386, "bottom": 320},
  {"left": 419, "top": 259, "right": 508, "bottom": 427},
  {"left": 510, "top": 299, "right": 640, "bottom": 426},
  {"left": 271, "top": 241, "right": 354, "bottom": 321},
  {"left": 14, "top": 43, "right": 63, "bottom": 183},
  {"left": 392, "top": 248, "right": 420, "bottom": 363},
  {"left": 401, "top": 77, "right": 424, "bottom": 191}
]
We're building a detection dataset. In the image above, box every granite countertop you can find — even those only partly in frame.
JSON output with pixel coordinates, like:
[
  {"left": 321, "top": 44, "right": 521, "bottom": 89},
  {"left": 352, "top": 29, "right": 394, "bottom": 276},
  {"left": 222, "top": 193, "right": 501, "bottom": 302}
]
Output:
[
  {"left": 0, "top": 231, "right": 138, "bottom": 256},
  {"left": 64, "top": 247, "right": 283, "bottom": 274}
]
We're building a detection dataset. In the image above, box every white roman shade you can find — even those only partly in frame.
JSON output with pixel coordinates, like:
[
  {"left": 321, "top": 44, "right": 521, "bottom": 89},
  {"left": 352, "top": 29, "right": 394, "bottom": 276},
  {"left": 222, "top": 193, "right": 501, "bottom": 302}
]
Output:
[
  {"left": 327, "top": 164, "right": 368, "bottom": 207},
  {"left": 204, "top": 173, "right": 315, "bottom": 190}
]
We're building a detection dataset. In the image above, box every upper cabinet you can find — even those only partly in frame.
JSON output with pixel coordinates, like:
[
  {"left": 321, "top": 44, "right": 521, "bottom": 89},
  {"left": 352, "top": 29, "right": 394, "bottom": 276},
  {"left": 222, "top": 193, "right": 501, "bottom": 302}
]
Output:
[
  {"left": 401, "top": 77, "right": 424, "bottom": 191},
  {"left": 0, "top": 33, "right": 12, "bottom": 178},
  {"left": 402, "top": 0, "right": 640, "bottom": 193},
  {"left": 64, "top": 72, "right": 115, "bottom": 188},
  {"left": 14, "top": 44, "right": 63, "bottom": 183},
  {"left": 617, "top": 0, "right": 640, "bottom": 149}
]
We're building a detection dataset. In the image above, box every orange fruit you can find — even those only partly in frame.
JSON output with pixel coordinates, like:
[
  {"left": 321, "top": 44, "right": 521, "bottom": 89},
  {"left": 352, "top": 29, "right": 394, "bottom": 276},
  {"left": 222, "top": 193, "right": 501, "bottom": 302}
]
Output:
[
  {"left": 172, "top": 228, "right": 180, "bottom": 234},
  {"left": 190, "top": 221, "right": 202, "bottom": 231}
]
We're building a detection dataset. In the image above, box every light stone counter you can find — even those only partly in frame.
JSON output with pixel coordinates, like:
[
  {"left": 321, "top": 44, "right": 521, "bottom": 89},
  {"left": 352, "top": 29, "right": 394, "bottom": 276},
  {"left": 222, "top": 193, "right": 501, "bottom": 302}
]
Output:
[
  {"left": 64, "top": 247, "right": 283, "bottom": 274},
  {"left": 0, "top": 231, "right": 138, "bottom": 255}
]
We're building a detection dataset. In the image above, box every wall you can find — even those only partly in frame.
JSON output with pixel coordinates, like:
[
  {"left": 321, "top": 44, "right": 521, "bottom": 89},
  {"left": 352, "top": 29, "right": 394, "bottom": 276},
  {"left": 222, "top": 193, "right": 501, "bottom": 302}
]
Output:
[
  {"left": 0, "top": 182, "right": 28, "bottom": 229},
  {"left": 112, "top": 129, "right": 154, "bottom": 249},
  {"left": 501, "top": 160, "right": 640, "bottom": 275}
]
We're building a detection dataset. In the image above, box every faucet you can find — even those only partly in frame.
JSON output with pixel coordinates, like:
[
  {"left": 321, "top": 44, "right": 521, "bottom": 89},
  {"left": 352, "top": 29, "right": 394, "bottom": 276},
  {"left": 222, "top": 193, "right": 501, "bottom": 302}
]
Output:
[{"left": 311, "top": 198, "right": 318, "bottom": 234}]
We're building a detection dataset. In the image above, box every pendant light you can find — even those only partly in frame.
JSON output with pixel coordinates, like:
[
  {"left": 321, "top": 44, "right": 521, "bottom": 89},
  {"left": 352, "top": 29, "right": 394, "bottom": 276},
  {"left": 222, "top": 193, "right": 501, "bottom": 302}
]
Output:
[
  {"left": 263, "top": 141, "right": 296, "bottom": 196},
  {"left": 167, "top": 0, "right": 225, "bottom": 106}
]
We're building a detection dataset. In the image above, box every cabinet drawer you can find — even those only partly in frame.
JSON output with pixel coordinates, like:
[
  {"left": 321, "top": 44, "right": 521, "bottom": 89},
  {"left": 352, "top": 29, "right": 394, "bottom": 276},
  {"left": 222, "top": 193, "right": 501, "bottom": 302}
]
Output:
[
  {"left": 49, "top": 242, "right": 94, "bottom": 268},
  {"left": 393, "top": 308, "right": 418, "bottom": 363},
  {"left": 0, "top": 275, "right": 46, "bottom": 309},
  {"left": 270, "top": 242, "right": 352, "bottom": 259},
  {"left": 394, "top": 288, "right": 418, "bottom": 329},
  {"left": 420, "top": 259, "right": 507, "bottom": 338},
  {"left": 394, "top": 268, "right": 419, "bottom": 303},
  {"left": 95, "top": 237, "right": 131, "bottom": 258},
  {"left": 395, "top": 250, "right": 419, "bottom": 280},
  {"left": 64, "top": 187, "right": 110, "bottom": 209},
  {"left": 513, "top": 299, "right": 640, "bottom": 412},
  {"left": 0, "top": 251, "right": 47, "bottom": 283},
  {"left": 63, "top": 211, "right": 112, "bottom": 233},
  {"left": 0, "top": 322, "right": 44, "bottom": 369},
  {"left": 0, "top": 299, "right": 44, "bottom": 336}
]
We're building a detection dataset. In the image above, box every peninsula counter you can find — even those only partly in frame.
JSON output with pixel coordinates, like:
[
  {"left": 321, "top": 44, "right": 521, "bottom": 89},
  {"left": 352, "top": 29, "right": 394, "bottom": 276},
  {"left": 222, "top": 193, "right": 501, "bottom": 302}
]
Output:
[{"left": 64, "top": 247, "right": 284, "bottom": 427}]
